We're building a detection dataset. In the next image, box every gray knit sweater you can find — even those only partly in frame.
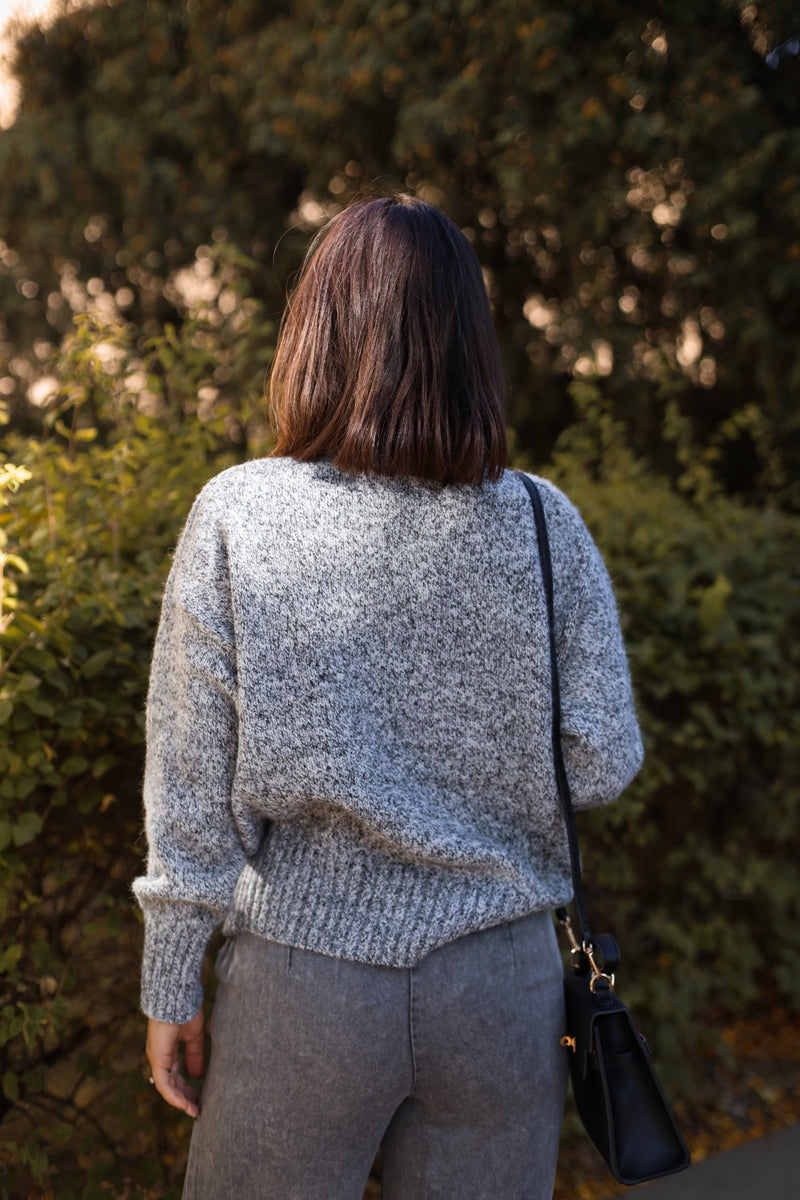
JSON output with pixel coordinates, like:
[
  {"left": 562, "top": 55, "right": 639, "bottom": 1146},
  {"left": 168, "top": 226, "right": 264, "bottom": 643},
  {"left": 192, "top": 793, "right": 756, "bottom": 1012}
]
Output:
[{"left": 133, "top": 458, "right": 643, "bottom": 1023}]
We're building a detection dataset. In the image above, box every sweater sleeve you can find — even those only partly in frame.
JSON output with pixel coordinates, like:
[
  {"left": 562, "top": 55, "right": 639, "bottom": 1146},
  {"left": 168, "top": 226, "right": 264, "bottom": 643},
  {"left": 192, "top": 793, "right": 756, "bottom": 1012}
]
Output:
[
  {"left": 543, "top": 484, "right": 644, "bottom": 811},
  {"left": 132, "top": 484, "right": 246, "bottom": 1023}
]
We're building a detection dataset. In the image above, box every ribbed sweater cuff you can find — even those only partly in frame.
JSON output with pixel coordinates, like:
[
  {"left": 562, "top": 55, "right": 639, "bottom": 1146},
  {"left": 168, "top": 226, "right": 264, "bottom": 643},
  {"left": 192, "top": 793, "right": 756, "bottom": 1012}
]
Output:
[{"left": 139, "top": 903, "right": 218, "bottom": 1023}]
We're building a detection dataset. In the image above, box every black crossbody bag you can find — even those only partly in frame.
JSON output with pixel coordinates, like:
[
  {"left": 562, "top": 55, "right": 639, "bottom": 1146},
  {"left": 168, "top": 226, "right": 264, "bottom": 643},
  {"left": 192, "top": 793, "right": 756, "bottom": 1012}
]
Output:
[{"left": 516, "top": 472, "right": 691, "bottom": 1186}]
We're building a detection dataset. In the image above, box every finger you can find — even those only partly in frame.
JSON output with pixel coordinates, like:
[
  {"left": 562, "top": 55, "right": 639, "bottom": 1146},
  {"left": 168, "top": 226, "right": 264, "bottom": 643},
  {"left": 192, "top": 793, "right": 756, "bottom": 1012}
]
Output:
[
  {"left": 145, "top": 1018, "right": 201, "bottom": 1119},
  {"left": 183, "top": 1028, "right": 205, "bottom": 1079},
  {"left": 152, "top": 1062, "right": 201, "bottom": 1119},
  {"left": 182, "top": 1010, "right": 206, "bottom": 1079}
]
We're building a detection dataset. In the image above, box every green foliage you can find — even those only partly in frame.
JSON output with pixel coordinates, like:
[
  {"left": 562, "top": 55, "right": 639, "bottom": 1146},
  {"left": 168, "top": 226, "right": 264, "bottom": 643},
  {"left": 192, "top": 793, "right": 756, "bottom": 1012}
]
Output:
[
  {"left": 0, "top": 305, "right": 271, "bottom": 1196},
  {"left": 545, "top": 394, "right": 800, "bottom": 1080},
  {"left": 1, "top": 0, "right": 799, "bottom": 503}
]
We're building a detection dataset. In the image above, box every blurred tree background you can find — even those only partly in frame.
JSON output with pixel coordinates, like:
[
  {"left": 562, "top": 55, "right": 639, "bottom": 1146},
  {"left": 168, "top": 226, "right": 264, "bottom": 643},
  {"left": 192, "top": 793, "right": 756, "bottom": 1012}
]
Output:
[
  {"left": 2, "top": 0, "right": 800, "bottom": 502},
  {"left": 0, "top": 1, "right": 798, "bottom": 1197}
]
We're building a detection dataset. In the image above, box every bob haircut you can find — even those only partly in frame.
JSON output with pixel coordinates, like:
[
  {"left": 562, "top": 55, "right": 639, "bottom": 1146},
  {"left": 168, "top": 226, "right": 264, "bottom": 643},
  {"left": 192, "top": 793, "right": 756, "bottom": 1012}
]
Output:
[{"left": 267, "top": 194, "right": 507, "bottom": 486}]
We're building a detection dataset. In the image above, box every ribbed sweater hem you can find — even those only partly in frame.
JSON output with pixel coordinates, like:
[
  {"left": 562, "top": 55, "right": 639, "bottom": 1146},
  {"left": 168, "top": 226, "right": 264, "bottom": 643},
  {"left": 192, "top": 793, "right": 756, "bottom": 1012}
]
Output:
[{"left": 221, "top": 831, "right": 574, "bottom": 967}]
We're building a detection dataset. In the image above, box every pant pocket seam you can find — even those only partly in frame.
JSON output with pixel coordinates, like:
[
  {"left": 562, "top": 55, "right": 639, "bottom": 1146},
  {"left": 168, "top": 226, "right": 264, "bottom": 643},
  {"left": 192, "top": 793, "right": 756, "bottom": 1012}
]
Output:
[
  {"left": 215, "top": 935, "right": 235, "bottom": 982},
  {"left": 507, "top": 922, "right": 517, "bottom": 970}
]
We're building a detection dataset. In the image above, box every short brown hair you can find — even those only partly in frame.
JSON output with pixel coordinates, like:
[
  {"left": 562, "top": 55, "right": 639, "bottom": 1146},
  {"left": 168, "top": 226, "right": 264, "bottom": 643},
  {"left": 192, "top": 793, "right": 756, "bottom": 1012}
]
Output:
[{"left": 267, "top": 194, "right": 507, "bottom": 485}]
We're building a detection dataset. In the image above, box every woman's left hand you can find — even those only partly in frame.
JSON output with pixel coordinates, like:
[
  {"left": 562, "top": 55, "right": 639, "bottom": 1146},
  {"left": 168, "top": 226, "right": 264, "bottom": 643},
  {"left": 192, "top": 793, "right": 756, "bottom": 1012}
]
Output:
[{"left": 145, "top": 1008, "right": 206, "bottom": 1118}]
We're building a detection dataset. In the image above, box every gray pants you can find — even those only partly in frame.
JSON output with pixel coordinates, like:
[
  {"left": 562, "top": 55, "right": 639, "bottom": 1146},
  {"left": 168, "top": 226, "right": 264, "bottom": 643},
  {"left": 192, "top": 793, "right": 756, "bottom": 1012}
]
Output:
[{"left": 182, "top": 911, "right": 568, "bottom": 1200}]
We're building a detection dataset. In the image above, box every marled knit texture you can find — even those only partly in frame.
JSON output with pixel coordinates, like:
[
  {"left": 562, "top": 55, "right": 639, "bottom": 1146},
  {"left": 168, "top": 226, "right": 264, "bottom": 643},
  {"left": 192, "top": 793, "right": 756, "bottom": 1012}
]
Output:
[{"left": 133, "top": 459, "right": 643, "bottom": 1023}]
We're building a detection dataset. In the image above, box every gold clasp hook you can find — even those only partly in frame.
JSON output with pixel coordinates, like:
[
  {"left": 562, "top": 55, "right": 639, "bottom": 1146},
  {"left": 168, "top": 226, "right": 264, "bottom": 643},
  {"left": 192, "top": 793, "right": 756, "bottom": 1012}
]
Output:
[{"left": 559, "top": 914, "right": 615, "bottom": 992}]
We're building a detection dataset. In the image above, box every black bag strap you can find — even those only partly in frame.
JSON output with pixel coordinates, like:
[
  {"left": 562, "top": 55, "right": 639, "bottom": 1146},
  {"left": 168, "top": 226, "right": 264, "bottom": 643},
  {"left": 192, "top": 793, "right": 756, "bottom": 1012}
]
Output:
[{"left": 515, "top": 471, "right": 619, "bottom": 975}]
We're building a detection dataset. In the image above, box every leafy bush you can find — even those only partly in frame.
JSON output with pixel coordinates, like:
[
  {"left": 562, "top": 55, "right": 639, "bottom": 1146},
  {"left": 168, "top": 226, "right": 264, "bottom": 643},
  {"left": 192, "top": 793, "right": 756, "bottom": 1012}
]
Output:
[
  {"left": 4, "top": 1, "right": 800, "bottom": 506},
  {"left": 0, "top": 299, "right": 272, "bottom": 1197},
  {"left": 547, "top": 392, "right": 800, "bottom": 1075},
  {"left": 1, "top": 327, "right": 798, "bottom": 1194}
]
